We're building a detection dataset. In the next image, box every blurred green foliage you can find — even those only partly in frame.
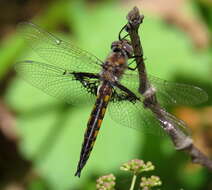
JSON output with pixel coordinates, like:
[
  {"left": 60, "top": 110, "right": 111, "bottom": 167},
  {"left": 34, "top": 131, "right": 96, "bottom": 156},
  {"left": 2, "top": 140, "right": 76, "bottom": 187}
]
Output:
[{"left": 1, "top": 0, "right": 212, "bottom": 190}]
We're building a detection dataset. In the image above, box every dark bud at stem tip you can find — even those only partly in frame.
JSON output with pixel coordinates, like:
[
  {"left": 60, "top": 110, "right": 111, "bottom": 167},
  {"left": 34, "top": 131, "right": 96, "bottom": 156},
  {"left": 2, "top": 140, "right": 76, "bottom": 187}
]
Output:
[{"left": 126, "top": 6, "right": 144, "bottom": 29}]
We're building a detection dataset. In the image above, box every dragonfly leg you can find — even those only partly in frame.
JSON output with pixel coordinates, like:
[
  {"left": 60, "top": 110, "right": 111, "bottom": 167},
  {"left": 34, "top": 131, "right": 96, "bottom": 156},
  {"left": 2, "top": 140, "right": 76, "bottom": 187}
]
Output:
[
  {"left": 128, "top": 55, "right": 148, "bottom": 71},
  {"left": 128, "top": 65, "right": 137, "bottom": 71},
  {"left": 118, "top": 24, "right": 128, "bottom": 40},
  {"left": 112, "top": 81, "right": 140, "bottom": 102},
  {"left": 128, "top": 57, "right": 138, "bottom": 70}
]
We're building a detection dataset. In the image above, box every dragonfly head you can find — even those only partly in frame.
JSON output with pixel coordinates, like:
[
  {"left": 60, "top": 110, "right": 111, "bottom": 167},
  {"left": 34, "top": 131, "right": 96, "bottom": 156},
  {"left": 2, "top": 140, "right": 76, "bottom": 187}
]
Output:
[{"left": 111, "top": 40, "right": 133, "bottom": 58}]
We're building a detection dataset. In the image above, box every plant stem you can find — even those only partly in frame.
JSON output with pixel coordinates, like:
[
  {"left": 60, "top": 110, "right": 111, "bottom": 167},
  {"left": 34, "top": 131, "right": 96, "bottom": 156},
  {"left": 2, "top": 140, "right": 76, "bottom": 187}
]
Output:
[
  {"left": 126, "top": 6, "right": 212, "bottom": 172},
  {"left": 129, "top": 174, "right": 137, "bottom": 190}
]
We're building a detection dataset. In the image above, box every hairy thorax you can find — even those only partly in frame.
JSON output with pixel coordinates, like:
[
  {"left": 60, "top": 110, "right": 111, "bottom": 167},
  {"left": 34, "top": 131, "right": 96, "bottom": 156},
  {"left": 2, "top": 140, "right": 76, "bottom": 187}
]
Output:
[{"left": 100, "top": 52, "right": 128, "bottom": 83}]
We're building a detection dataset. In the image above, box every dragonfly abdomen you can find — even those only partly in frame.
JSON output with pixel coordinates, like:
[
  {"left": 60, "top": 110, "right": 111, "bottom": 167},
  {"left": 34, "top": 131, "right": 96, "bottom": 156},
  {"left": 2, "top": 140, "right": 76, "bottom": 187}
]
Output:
[{"left": 75, "top": 82, "right": 112, "bottom": 177}]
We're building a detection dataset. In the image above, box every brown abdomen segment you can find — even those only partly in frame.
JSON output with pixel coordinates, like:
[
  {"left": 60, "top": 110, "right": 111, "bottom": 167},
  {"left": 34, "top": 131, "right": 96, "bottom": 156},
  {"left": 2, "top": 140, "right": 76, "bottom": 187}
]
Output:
[{"left": 75, "top": 83, "right": 112, "bottom": 177}]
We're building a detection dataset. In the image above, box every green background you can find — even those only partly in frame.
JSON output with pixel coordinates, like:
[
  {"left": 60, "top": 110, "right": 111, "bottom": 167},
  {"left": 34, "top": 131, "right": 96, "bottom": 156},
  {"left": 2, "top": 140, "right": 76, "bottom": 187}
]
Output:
[{"left": 0, "top": 0, "right": 212, "bottom": 189}]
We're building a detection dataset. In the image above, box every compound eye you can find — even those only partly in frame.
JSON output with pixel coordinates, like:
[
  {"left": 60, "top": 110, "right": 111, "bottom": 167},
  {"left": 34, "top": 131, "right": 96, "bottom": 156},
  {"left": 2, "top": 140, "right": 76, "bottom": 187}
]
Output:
[
  {"left": 111, "top": 41, "right": 119, "bottom": 50},
  {"left": 113, "top": 47, "right": 120, "bottom": 52}
]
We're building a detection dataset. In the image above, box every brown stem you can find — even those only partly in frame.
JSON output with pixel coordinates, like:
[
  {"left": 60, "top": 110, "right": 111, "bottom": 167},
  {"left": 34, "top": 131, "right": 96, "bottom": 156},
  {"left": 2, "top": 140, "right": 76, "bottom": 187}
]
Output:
[
  {"left": 125, "top": 6, "right": 212, "bottom": 171},
  {"left": 126, "top": 7, "right": 149, "bottom": 94}
]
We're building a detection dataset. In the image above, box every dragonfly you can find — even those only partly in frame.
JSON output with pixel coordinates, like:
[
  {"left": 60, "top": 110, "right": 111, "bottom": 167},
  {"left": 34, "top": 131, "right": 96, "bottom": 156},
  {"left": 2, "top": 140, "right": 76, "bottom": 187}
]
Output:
[{"left": 15, "top": 22, "right": 208, "bottom": 177}]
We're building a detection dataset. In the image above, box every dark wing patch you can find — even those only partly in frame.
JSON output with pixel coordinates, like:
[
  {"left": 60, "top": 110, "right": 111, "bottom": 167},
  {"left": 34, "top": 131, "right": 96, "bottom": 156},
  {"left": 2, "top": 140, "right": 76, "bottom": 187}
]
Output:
[
  {"left": 15, "top": 61, "right": 99, "bottom": 105},
  {"left": 71, "top": 72, "right": 100, "bottom": 96}
]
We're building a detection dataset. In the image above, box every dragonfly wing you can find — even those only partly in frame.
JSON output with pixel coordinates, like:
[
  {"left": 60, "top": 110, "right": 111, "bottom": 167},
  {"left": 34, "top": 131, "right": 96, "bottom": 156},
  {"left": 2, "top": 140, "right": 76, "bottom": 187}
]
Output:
[
  {"left": 156, "top": 107, "right": 191, "bottom": 136},
  {"left": 109, "top": 85, "right": 165, "bottom": 136},
  {"left": 15, "top": 61, "right": 98, "bottom": 105},
  {"left": 121, "top": 71, "right": 208, "bottom": 105},
  {"left": 18, "top": 22, "right": 103, "bottom": 73},
  {"left": 108, "top": 83, "right": 190, "bottom": 136},
  {"left": 148, "top": 74, "right": 208, "bottom": 105},
  {"left": 109, "top": 99, "right": 190, "bottom": 136},
  {"left": 108, "top": 99, "right": 167, "bottom": 136},
  {"left": 120, "top": 70, "right": 139, "bottom": 92}
]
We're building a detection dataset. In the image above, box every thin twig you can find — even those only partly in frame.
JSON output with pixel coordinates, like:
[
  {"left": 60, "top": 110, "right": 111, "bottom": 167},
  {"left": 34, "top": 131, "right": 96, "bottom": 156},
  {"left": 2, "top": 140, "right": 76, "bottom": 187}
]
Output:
[{"left": 125, "top": 6, "right": 212, "bottom": 171}]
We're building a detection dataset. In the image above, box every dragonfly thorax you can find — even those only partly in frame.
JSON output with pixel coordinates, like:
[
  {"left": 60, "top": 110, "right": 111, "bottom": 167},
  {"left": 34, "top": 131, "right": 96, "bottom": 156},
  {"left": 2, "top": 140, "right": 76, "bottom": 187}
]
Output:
[{"left": 101, "top": 51, "right": 128, "bottom": 82}]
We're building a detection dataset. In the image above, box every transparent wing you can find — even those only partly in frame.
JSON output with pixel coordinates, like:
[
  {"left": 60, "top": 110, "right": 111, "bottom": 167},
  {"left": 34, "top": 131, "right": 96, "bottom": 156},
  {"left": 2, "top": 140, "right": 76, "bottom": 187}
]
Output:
[
  {"left": 148, "top": 75, "right": 208, "bottom": 105},
  {"left": 15, "top": 61, "right": 98, "bottom": 105},
  {"left": 109, "top": 84, "right": 190, "bottom": 136},
  {"left": 18, "top": 22, "right": 103, "bottom": 73},
  {"left": 120, "top": 71, "right": 208, "bottom": 106},
  {"left": 108, "top": 99, "right": 166, "bottom": 136}
]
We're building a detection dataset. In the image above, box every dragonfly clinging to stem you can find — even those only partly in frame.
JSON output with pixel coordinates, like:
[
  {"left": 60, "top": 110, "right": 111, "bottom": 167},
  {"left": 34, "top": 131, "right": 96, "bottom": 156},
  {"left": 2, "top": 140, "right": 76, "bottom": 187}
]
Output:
[{"left": 15, "top": 22, "right": 208, "bottom": 177}]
